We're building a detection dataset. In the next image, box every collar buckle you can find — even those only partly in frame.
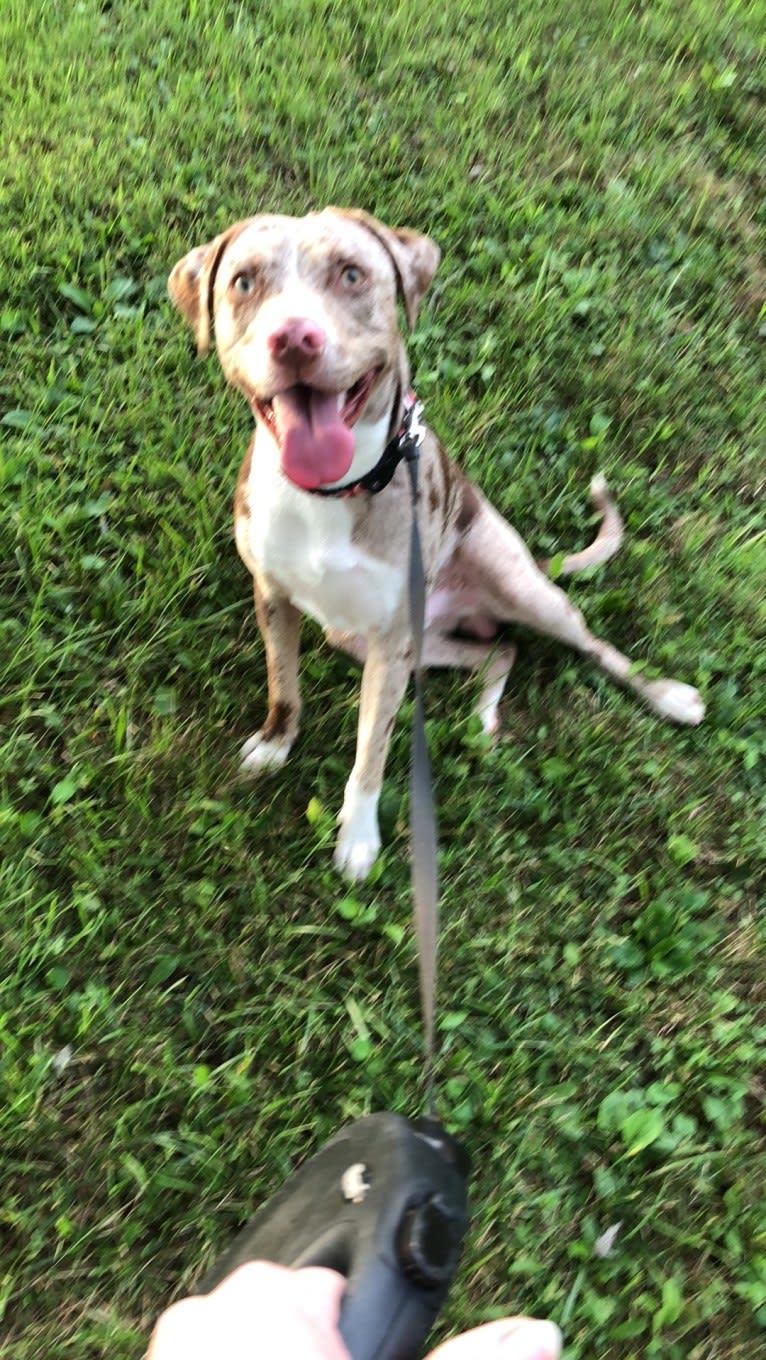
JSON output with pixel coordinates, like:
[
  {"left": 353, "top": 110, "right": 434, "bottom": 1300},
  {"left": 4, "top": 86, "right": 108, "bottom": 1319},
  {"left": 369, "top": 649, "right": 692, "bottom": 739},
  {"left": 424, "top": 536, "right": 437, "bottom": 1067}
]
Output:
[{"left": 402, "top": 398, "right": 426, "bottom": 455}]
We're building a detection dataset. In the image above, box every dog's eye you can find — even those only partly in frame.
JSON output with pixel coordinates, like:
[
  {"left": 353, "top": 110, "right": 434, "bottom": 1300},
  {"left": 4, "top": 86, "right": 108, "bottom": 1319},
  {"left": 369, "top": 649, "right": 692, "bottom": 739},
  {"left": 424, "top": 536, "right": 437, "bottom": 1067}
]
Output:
[
  {"left": 232, "top": 272, "right": 254, "bottom": 295},
  {"left": 339, "top": 263, "right": 365, "bottom": 288}
]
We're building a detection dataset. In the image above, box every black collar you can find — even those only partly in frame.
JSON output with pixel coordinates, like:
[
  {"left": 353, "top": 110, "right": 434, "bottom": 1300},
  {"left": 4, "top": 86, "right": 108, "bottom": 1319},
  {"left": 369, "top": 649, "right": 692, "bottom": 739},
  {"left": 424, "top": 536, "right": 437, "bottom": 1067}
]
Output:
[{"left": 309, "top": 390, "right": 422, "bottom": 499}]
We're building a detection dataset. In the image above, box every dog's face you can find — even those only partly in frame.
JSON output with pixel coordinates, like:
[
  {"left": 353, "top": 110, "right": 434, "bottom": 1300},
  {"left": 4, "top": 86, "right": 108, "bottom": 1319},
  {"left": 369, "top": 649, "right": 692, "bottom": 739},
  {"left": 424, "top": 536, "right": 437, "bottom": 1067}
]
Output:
[{"left": 169, "top": 209, "right": 440, "bottom": 489}]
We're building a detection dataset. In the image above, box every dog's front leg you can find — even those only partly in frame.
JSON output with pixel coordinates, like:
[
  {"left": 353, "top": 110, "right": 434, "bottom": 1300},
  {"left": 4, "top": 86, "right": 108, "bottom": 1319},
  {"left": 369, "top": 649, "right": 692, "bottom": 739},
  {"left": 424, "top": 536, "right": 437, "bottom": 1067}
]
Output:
[
  {"left": 240, "top": 578, "right": 302, "bottom": 774},
  {"left": 335, "top": 633, "right": 411, "bottom": 882}
]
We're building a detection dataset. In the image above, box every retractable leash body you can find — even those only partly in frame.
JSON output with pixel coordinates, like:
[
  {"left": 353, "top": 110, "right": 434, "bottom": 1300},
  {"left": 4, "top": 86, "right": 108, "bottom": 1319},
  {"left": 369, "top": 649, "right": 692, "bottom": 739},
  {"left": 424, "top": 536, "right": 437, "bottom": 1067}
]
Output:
[{"left": 196, "top": 399, "right": 470, "bottom": 1360}]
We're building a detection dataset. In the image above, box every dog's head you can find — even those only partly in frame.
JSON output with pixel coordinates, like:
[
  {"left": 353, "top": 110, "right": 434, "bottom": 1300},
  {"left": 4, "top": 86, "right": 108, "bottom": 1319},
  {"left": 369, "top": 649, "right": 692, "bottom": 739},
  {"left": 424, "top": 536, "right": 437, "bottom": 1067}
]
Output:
[{"left": 168, "top": 209, "right": 440, "bottom": 490}]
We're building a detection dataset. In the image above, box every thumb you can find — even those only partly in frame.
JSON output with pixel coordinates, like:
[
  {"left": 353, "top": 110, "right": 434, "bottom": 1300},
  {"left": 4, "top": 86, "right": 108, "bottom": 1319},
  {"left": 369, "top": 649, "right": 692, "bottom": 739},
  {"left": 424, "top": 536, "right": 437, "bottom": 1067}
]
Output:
[{"left": 426, "top": 1317, "right": 563, "bottom": 1360}]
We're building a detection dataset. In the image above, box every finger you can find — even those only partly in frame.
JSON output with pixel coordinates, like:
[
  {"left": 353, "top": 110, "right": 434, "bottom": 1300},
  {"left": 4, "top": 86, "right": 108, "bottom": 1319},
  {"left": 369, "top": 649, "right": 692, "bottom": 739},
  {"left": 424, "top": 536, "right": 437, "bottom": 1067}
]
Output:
[
  {"left": 292, "top": 1266, "right": 347, "bottom": 1325},
  {"left": 147, "top": 1265, "right": 350, "bottom": 1360},
  {"left": 210, "top": 1263, "right": 347, "bottom": 1334},
  {"left": 145, "top": 1296, "right": 210, "bottom": 1360},
  {"left": 426, "top": 1317, "right": 563, "bottom": 1360}
]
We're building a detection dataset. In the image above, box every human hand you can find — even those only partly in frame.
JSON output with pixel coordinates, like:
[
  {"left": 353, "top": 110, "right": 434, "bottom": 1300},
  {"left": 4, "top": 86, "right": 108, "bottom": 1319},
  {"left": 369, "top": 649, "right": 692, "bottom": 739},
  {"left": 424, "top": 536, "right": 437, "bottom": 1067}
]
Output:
[{"left": 146, "top": 1261, "right": 562, "bottom": 1360}]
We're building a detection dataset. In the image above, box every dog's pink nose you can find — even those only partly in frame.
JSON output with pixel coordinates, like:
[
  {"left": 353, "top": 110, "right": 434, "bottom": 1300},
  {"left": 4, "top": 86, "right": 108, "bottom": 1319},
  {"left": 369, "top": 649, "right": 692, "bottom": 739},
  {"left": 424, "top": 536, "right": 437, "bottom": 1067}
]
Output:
[{"left": 267, "top": 318, "right": 326, "bottom": 362}]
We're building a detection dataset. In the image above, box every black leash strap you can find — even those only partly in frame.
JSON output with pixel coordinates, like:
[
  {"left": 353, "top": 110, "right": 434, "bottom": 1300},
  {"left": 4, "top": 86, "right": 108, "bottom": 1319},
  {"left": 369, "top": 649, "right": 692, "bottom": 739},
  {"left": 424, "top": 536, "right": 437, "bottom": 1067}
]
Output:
[{"left": 402, "top": 403, "right": 439, "bottom": 1119}]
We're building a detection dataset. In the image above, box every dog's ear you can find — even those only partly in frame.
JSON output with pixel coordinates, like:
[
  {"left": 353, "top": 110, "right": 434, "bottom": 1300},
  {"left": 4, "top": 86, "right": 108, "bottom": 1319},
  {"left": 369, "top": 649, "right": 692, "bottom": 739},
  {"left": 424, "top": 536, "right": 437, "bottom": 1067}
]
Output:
[
  {"left": 167, "top": 219, "right": 252, "bottom": 356},
  {"left": 332, "top": 208, "right": 441, "bottom": 328}
]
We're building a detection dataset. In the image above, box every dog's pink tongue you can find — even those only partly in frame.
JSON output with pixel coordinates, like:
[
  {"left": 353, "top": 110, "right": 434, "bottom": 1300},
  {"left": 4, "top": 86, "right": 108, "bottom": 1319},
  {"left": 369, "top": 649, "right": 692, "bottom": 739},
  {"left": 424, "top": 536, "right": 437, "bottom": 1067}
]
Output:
[{"left": 273, "top": 386, "right": 355, "bottom": 490}]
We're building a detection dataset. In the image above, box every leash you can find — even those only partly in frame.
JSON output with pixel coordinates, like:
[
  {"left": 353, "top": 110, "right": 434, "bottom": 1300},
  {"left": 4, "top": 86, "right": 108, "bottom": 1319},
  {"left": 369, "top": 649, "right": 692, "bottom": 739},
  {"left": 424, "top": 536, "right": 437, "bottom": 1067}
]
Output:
[
  {"left": 194, "top": 397, "right": 467, "bottom": 1360},
  {"left": 399, "top": 400, "right": 440, "bottom": 1120},
  {"left": 310, "top": 391, "right": 441, "bottom": 1115},
  {"left": 308, "top": 388, "right": 441, "bottom": 1116}
]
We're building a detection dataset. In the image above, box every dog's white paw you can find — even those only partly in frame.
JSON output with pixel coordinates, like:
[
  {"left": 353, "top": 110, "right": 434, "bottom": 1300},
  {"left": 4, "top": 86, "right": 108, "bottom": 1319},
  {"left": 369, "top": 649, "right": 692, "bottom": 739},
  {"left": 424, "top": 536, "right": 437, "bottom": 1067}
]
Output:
[
  {"left": 334, "top": 781, "right": 381, "bottom": 881},
  {"left": 334, "top": 830, "right": 381, "bottom": 882},
  {"left": 645, "top": 679, "right": 705, "bottom": 726},
  {"left": 239, "top": 731, "right": 293, "bottom": 775}
]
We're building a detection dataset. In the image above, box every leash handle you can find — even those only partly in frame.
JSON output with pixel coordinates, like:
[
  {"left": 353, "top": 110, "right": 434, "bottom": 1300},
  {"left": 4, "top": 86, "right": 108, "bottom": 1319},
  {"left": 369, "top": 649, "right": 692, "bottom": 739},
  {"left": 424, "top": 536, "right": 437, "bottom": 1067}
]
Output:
[
  {"left": 195, "top": 1113, "right": 469, "bottom": 1360},
  {"left": 403, "top": 411, "right": 439, "bottom": 1119}
]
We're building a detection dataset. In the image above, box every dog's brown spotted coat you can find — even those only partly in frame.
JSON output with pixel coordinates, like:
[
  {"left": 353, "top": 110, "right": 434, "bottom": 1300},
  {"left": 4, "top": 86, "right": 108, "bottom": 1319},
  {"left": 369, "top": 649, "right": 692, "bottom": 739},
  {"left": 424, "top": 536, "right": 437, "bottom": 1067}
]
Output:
[{"left": 169, "top": 208, "right": 703, "bottom": 880}]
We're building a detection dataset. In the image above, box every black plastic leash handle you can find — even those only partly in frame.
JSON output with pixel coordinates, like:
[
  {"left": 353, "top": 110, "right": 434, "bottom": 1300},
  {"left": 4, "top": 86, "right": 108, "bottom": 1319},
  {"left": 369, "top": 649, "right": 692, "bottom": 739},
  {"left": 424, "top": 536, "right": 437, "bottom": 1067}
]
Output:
[{"left": 196, "top": 1113, "right": 469, "bottom": 1360}]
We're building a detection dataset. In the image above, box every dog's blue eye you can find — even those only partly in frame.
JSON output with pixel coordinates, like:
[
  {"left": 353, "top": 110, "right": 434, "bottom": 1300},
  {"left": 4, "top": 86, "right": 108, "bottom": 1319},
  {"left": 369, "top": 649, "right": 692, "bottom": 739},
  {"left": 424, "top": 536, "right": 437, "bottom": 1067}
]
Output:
[
  {"left": 233, "top": 273, "right": 253, "bottom": 295},
  {"left": 340, "top": 264, "right": 365, "bottom": 288}
]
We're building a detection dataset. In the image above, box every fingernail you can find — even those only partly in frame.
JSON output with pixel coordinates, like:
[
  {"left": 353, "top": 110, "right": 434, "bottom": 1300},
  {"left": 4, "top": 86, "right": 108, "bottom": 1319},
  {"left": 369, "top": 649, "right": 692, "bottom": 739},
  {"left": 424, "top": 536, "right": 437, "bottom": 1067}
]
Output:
[{"left": 498, "top": 1319, "right": 563, "bottom": 1359}]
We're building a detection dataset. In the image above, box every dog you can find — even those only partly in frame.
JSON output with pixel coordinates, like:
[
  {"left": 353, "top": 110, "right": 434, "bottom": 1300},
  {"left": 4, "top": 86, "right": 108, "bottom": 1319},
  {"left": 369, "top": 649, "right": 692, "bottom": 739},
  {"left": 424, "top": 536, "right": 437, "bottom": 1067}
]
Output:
[{"left": 168, "top": 208, "right": 704, "bottom": 880}]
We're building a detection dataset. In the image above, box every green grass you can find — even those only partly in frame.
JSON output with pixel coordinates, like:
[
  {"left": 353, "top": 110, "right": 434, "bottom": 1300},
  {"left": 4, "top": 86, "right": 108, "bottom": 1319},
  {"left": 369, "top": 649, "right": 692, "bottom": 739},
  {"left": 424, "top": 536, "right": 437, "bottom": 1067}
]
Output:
[{"left": 1, "top": 0, "right": 765, "bottom": 1356}]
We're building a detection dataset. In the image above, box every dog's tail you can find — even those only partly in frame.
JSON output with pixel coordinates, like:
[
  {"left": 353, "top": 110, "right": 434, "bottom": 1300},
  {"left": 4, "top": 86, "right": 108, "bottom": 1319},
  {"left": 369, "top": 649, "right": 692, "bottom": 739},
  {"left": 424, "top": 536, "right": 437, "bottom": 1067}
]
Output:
[{"left": 539, "top": 474, "right": 623, "bottom": 577}]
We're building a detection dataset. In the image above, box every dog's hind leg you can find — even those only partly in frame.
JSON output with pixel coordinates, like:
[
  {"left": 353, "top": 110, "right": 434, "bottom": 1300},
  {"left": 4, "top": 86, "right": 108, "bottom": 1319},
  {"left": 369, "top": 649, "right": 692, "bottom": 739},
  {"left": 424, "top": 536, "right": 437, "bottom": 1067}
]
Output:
[
  {"left": 327, "top": 628, "right": 516, "bottom": 737},
  {"left": 520, "top": 580, "right": 703, "bottom": 722},
  {"left": 419, "top": 633, "right": 517, "bottom": 738},
  {"left": 458, "top": 513, "right": 704, "bottom": 725}
]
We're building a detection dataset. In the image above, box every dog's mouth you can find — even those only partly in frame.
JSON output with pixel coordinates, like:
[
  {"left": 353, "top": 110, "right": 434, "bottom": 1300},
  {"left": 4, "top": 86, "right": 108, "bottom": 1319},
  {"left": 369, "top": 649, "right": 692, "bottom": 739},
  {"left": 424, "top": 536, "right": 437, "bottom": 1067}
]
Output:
[{"left": 253, "top": 369, "right": 380, "bottom": 490}]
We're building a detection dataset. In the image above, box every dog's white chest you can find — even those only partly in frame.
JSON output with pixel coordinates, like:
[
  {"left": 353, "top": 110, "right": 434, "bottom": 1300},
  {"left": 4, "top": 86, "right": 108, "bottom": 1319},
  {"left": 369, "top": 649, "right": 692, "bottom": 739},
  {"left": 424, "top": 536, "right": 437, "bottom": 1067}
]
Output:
[{"left": 242, "top": 461, "right": 403, "bottom": 635}]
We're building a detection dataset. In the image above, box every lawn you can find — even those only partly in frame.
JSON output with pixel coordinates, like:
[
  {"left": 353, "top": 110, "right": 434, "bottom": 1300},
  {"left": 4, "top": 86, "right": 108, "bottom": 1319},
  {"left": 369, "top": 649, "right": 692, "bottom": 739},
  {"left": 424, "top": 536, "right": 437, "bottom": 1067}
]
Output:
[{"left": 1, "top": 1, "right": 764, "bottom": 1356}]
